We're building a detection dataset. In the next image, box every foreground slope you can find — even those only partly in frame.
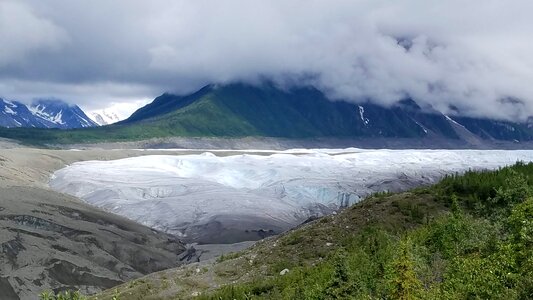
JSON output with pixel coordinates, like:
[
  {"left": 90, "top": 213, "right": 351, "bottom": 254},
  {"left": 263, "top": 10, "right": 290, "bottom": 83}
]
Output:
[
  {"left": 0, "top": 148, "right": 217, "bottom": 300},
  {"left": 0, "top": 187, "right": 185, "bottom": 299},
  {"left": 94, "top": 163, "right": 533, "bottom": 299}
]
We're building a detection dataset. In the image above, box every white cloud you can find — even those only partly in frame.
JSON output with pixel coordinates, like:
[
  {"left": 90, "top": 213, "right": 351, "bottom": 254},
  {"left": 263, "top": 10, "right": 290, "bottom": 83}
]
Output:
[{"left": 1, "top": 0, "right": 533, "bottom": 120}]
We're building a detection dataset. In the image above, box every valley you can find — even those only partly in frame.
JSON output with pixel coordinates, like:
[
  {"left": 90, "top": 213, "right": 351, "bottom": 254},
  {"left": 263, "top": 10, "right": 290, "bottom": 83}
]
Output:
[
  {"left": 1, "top": 143, "right": 532, "bottom": 299},
  {"left": 2, "top": 2, "right": 532, "bottom": 299}
]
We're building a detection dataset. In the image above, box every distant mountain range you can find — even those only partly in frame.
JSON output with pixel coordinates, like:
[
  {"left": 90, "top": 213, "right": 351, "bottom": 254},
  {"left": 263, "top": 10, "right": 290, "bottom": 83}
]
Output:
[
  {"left": 1, "top": 83, "right": 533, "bottom": 146},
  {"left": 119, "top": 83, "right": 533, "bottom": 142},
  {"left": 0, "top": 98, "right": 97, "bottom": 129}
]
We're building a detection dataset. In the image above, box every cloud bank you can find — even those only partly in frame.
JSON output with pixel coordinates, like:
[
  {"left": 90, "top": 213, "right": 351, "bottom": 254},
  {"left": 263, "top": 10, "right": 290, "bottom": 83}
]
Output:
[{"left": 1, "top": 0, "right": 533, "bottom": 120}]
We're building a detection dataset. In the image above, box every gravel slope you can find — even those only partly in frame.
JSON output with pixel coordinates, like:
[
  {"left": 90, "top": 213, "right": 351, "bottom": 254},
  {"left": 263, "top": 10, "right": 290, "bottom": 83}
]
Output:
[{"left": 0, "top": 147, "right": 209, "bottom": 300}]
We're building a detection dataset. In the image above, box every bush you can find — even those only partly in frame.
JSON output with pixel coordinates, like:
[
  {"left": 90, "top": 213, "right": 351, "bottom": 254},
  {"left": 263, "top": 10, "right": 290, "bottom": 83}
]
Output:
[
  {"left": 389, "top": 239, "right": 423, "bottom": 300},
  {"left": 39, "top": 290, "right": 86, "bottom": 300}
]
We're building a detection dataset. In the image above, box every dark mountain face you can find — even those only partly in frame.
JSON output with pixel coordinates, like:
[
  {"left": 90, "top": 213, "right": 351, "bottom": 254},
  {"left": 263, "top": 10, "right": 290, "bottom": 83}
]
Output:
[
  {"left": 30, "top": 99, "right": 97, "bottom": 129},
  {"left": 0, "top": 99, "right": 44, "bottom": 128},
  {"left": 122, "top": 83, "right": 533, "bottom": 141},
  {"left": 0, "top": 98, "right": 97, "bottom": 129},
  {"left": 452, "top": 116, "right": 531, "bottom": 141},
  {"left": 123, "top": 85, "right": 214, "bottom": 124}
]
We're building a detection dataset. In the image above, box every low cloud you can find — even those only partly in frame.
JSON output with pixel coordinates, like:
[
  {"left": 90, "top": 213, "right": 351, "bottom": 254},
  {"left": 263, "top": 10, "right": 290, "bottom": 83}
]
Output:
[{"left": 1, "top": 0, "right": 533, "bottom": 120}]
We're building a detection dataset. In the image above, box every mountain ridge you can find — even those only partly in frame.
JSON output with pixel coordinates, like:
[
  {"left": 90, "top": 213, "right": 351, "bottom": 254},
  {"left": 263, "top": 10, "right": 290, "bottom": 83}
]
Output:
[{"left": 0, "top": 98, "right": 97, "bottom": 129}]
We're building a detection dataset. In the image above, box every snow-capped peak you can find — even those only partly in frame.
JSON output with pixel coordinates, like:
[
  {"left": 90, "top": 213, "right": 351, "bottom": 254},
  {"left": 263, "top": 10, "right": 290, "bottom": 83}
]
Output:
[
  {"left": 88, "top": 109, "right": 122, "bottom": 125},
  {"left": 0, "top": 97, "right": 97, "bottom": 129}
]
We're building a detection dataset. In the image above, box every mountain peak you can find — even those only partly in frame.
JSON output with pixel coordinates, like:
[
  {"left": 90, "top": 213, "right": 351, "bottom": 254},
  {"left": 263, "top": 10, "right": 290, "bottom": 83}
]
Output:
[
  {"left": 89, "top": 109, "right": 121, "bottom": 125},
  {"left": 0, "top": 97, "right": 97, "bottom": 129},
  {"left": 395, "top": 98, "right": 422, "bottom": 111}
]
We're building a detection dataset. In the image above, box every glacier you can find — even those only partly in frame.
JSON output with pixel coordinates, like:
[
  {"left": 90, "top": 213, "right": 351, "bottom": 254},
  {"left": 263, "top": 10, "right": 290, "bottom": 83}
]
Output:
[{"left": 49, "top": 149, "right": 533, "bottom": 244}]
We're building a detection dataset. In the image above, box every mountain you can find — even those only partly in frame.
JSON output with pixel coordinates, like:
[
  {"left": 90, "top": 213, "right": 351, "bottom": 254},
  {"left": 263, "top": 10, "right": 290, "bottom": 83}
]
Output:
[
  {"left": 89, "top": 109, "right": 121, "bottom": 125},
  {"left": 0, "top": 98, "right": 45, "bottom": 128},
  {"left": 1, "top": 83, "right": 532, "bottom": 146},
  {"left": 120, "top": 83, "right": 533, "bottom": 141},
  {"left": 0, "top": 98, "right": 97, "bottom": 129},
  {"left": 29, "top": 99, "right": 97, "bottom": 128}
]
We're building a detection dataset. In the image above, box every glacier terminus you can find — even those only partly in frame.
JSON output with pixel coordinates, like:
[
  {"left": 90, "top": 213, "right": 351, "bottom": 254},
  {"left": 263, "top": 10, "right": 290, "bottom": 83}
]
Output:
[{"left": 49, "top": 149, "right": 533, "bottom": 244}]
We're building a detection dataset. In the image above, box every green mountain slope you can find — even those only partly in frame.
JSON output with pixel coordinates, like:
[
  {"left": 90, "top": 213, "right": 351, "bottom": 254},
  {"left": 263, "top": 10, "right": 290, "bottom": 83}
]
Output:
[
  {"left": 123, "top": 83, "right": 448, "bottom": 138},
  {"left": 90, "top": 163, "right": 533, "bottom": 300}
]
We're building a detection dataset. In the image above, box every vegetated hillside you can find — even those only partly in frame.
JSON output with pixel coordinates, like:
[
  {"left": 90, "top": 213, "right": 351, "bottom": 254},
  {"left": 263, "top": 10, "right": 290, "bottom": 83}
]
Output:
[
  {"left": 90, "top": 162, "right": 533, "bottom": 300},
  {"left": 120, "top": 84, "right": 451, "bottom": 139},
  {"left": 121, "top": 83, "right": 533, "bottom": 141},
  {"left": 2, "top": 83, "right": 533, "bottom": 146}
]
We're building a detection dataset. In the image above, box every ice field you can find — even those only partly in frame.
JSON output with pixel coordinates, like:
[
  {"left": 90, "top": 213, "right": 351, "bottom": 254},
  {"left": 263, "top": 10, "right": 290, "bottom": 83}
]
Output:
[{"left": 49, "top": 149, "right": 533, "bottom": 243}]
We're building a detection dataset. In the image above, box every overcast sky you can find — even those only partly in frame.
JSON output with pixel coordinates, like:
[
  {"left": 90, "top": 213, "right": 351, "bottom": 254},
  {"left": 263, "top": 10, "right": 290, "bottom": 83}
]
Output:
[{"left": 1, "top": 0, "right": 533, "bottom": 120}]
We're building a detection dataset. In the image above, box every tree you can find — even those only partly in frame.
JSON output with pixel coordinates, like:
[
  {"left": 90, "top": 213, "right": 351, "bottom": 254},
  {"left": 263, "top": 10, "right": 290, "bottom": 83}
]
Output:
[
  {"left": 324, "top": 249, "right": 356, "bottom": 299},
  {"left": 390, "top": 239, "right": 422, "bottom": 300}
]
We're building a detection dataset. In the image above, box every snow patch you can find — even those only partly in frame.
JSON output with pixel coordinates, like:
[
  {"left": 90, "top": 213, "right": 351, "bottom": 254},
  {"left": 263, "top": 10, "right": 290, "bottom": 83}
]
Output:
[
  {"left": 2, "top": 99, "right": 17, "bottom": 108},
  {"left": 358, "top": 105, "right": 370, "bottom": 125},
  {"left": 29, "top": 105, "right": 65, "bottom": 125},
  {"left": 4, "top": 105, "right": 16, "bottom": 115},
  {"left": 413, "top": 120, "right": 428, "bottom": 134},
  {"left": 445, "top": 115, "right": 466, "bottom": 129}
]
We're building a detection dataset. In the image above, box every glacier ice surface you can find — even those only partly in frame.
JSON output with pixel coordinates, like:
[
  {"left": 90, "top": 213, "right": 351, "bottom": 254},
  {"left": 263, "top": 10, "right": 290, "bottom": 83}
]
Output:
[{"left": 49, "top": 149, "right": 533, "bottom": 243}]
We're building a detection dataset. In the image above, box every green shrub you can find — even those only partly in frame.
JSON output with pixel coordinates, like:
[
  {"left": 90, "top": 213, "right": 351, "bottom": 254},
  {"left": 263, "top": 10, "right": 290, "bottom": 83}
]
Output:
[
  {"left": 39, "top": 290, "right": 87, "bottom": 300},
  {"left": 389, "top": 239, "right": 423, "bottom": 300},
  {"left": 323, "top": 249, "right": 356, "bottom": 298}
]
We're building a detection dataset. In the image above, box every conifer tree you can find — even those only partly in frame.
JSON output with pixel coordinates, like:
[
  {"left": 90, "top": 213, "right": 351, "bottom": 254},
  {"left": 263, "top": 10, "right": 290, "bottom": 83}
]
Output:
[{"left": 390, "top": 240, "right": 422, "bottom": 300}]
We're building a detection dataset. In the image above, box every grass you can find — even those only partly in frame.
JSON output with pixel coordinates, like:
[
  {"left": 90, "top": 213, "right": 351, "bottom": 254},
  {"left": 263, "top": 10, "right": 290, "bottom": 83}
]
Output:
[{"left": 216, "top": 251, "right": 243, "bottom": 263}]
